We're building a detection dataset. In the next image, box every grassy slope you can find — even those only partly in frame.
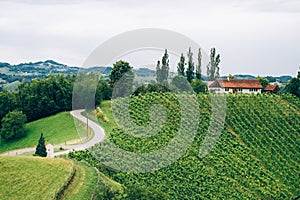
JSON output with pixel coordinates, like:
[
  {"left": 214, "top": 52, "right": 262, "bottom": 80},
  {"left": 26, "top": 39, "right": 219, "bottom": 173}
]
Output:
[
  {"left": 61, "top": 161, "right": 99, "bottom": 200},
  {"left": 95, "top": 94, "right": 300, "bottom": 199},
  {"left": 0, "top": 112, "right": 82, "bottom": 153},
  {"left": 0, "top": 156, "right": 74, "bottom": 200}
]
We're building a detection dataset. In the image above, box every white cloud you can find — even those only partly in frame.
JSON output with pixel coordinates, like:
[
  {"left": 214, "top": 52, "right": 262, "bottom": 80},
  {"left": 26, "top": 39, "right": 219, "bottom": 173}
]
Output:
[{"left": 0, "top": 0, "right": 299, "bottom": 76}]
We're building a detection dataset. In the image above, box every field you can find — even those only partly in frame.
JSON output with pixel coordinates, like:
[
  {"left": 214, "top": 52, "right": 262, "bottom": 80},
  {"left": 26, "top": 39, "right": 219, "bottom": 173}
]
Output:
[
  {"left": 0, "top": 112, "right": 84, "bottom": 153},
  {"left": 77, "top": 93, "right": 300, "bottom": 199},
  {"left": 0, "top": 156, "right": 74, "bottom": 200}
]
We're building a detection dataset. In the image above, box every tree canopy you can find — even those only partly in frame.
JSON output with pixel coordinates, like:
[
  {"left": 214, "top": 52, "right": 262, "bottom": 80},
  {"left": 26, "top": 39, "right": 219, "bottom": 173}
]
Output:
[
  {"left": 207, "top": 48, "right": 221, "bottom": 81},
  {"left": 0, "top": 111, "right": 27, "bottom": 141},
  {"left": 156, "top": 49, "right": 169, "bottom": 86},
  {"left": 186, "top": 47, "right": 195, "bottom": 83},
  {"left": 35, "top": 133, "right": 47, "bottom": 157},
  {"left": 285, "top": 70, "right": 300, "bottom": 97}
]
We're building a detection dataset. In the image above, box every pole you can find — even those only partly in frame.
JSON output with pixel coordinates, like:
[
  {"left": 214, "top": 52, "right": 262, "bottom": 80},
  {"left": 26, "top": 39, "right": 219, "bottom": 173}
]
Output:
[{"left": 86, "top": 113, "right": 89, "bottom": 137}]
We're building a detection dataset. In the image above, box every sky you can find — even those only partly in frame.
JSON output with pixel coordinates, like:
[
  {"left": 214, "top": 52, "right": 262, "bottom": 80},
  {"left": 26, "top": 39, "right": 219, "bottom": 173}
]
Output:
[{"left": 0, "top": 0, "right": 299, "bottom": 76}]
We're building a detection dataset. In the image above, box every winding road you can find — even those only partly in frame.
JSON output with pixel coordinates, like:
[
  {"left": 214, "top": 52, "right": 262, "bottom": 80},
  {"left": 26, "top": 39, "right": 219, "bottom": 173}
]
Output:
[{"left": 0, "top": 110, "right": 106, "bottom": 157}]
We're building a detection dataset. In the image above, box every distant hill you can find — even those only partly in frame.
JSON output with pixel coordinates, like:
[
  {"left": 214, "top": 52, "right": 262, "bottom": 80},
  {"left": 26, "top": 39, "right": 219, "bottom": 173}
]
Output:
[
  {"left": 0, "top": 60, "right": 293, "bottom": 89},
  {"left": 220, "top": 74, "right": 292, "bottom": 83}
]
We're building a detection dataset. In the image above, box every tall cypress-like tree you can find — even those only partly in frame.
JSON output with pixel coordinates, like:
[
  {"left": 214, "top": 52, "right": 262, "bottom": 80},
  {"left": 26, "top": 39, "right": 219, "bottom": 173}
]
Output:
[
  {"left": 35, "top": 133, "right": 47, "bottom": 157},
  {"left": 207, "top": 48, "right": 221, "bottom": 81},
  {"left": 196, "top": 48, "right": 202, "bottom": 80},
  {"left": 186, "top": 47, "right": 194, "bottom": 83},
  {"left": 156, "top": 49, "right": 169, "bottom": 85},
  {"left": 177, "top": 53, "right": 185, "bottom": 76}
]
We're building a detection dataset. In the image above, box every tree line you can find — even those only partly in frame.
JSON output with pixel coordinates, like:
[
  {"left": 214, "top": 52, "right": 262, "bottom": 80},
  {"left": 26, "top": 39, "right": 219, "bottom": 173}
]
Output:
[{"left": 0, "top": 73, "right": 111, "bottom": 141}]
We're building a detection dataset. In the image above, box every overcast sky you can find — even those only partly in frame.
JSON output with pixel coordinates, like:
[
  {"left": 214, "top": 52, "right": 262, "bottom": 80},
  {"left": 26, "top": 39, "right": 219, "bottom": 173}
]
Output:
[{"left": 0, "top": 0, "right": 299, "bottom": 76}]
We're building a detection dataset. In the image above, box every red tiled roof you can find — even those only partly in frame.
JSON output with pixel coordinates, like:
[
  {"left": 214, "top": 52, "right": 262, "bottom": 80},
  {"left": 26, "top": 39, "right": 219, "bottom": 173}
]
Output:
[
  {"left": 264, "top": 84, "right": 278, "bottom": 91},
  {"left": 210, "top": 79, "right": 263, "bottom": 89}
]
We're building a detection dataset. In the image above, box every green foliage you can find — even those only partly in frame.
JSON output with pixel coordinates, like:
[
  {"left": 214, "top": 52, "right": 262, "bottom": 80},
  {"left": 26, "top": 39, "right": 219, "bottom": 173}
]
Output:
[
  {"left": 206, "top": 47, "right": 221, "bottom": 81},
  {"left": 35, "top": 133, "right": 47, "bottom": 157},
  {"left": 73, "top": 72, "right": 108, "bottom": 109},
  {"left": 177, "top": 53, "right": 185, "bottom": 76},
  {"left": 171, "top": 75, "right": 193, "bottom": 93},
  {"left": 186, "top": 47, "right": 195, "bottom": 83},
  {"left": 196, "top": 48, "right": 202, "bottom": 80},
  {"left": 124, "top": 184, "right": 168, "bottom": 200},
  {"left": 156, "top": 49, "right": 169, "bottom": 86},
  {"left": 17, "top": 74, "right": 75, "bottom": 121},
  {"left": 109, "top": 60, "right": 133, "bottom": 85},
  {"left": 74, "top": 93, "right": 299, "bottom": 199},
  {"left": 285, "top": 71, "right": 300, "bottom": 97},
  {"left": 256, "top": 76, "right": 270, "bottom": 89},
  {"left": 191, "top": 79, "right": 207, "bottom": 93},
  {"left": 0, "top": 91, "right": 16, "bottom": 128},
  {"left": 0, "top": 110, "right": 27, "bottom": 141},
  {"left": 0, "top": 112, "right": 80, "bottom": 153},
  {"left": 109, "top": 60, "right": 134, "bottom": 98}
]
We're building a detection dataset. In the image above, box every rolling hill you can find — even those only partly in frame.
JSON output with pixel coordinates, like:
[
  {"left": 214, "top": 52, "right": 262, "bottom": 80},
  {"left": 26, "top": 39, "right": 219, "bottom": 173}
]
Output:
[{"left": 74, "top": 93, "right": 300, "bottom": 199}]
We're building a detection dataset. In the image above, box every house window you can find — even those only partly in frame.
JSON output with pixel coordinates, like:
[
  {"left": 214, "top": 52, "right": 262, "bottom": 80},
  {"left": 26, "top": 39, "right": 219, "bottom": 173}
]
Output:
[
  {"left": 238, "top": 88, "right": 243, "bottom": 92},
  {"left": 225, "top": 88, "right": 229, "bottom": 92},
  {"left": 250, "top": 88, "right": 258, "bottom": 92}
]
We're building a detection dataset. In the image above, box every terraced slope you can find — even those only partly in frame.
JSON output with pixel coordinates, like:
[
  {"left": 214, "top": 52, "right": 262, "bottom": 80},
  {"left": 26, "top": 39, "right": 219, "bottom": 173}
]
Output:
[{"left": 86, "top": 93, "right": 300, "bottom": 199}]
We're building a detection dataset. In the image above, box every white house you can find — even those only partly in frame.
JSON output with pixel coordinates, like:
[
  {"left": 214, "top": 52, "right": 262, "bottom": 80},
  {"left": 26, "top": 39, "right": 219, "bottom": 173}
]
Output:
[
  {"left": 208, "top": 79, "right": 263, "bottom": 94},
  {"left": 45, "top": 142, "right": 54, "bottom": 158}
]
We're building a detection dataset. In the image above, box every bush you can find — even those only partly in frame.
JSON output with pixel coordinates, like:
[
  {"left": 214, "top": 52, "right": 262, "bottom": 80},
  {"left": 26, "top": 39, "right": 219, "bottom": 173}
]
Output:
[{"left": 0, "top": 111, "right": 27, "bottom": 141}]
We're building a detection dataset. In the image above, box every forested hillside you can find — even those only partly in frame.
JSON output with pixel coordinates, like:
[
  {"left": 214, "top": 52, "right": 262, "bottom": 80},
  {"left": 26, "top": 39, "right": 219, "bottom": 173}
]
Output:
[{"left": 71, "top": 93, "right": 300, "bottom": 199}]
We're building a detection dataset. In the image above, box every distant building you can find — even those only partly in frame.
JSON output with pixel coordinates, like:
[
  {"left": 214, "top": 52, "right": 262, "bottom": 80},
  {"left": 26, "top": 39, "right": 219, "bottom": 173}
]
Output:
[
  {"left": 263, "top": 84, "right": 280, "bottom": 94},
  {"left": 208, "top": 79, "right": 263, "bottom": 94},
  {"left": 45, "top": 142, "right": 54, "bottom": 158}
]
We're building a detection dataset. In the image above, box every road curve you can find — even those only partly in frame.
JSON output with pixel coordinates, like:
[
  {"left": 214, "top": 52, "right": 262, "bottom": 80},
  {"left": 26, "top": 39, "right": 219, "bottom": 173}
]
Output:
[
  {"left": 54, "top": 110, "right": 106, "bottom": 156},
  {"left": 0, "top": 110, "right": 105, "bottom": 157}
]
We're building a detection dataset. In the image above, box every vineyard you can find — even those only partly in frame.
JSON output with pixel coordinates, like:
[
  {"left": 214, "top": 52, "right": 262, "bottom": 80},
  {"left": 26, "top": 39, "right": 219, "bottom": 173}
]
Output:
[{"left": 71, "top": 93, "right": 300, "bottom": 199}]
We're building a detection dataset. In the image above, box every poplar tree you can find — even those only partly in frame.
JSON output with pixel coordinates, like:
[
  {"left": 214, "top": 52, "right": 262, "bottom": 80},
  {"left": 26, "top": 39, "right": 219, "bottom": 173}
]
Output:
[
  {"left": 156, "top": 49, "right": 169, "bottom": 85},
  {"left": 207, "top": 48, "right": 221, "bottom": 81},
  {"left": 196, "top": 48, "right": 202, "bottom": 80},
  {"left": 186, "top": 47, "right": 194, "bottom": 83},
  {"left": 177, "top": 53, "right": 185, "bottom": 76}
]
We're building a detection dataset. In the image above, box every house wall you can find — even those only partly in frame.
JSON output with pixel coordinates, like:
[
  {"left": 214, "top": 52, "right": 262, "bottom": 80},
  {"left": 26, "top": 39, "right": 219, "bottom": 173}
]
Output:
[
  {"left": 46, "top": 144, "right": 54, "bottom": 158},
  {"left": 209, "top": 87, "right": 262, "bottom": 94}
]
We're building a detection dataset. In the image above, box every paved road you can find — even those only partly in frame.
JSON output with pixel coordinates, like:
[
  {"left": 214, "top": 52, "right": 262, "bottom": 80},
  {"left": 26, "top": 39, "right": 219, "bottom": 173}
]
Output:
[{"left": 0, "top": 110, "right": 106, "bottom": 157}]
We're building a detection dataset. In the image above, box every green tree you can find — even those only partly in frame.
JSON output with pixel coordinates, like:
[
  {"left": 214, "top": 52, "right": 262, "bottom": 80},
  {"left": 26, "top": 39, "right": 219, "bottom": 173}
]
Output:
[
  {"left": 0, "top": 91, "right": 16, "bottom": 128},
  {"left": 177, "top": 53, "right": 185, "bottom": 76},
  {"left": 156, "top": 49, "right": 169, "bottom": 85},
  {"left": 109, "top": 60, "right": 133, "bottom": 86},
  {"left": 207, "top": 48, "right": 221, "bottom": 81},
  {"left": 0, "top": 111, "right": 27, "bottom": 141},
  {"left": 186, "top": 47, "right": 195, "bottom": 83},
  {"left": 109, "top": 60, "right": 134, "bottom": 98},
  {"left": 196, "top": 48, "right": 202, "bottom": 80},
  {"left": 35, "top": 133, "right": 47, "bottom": 157},
  {"left": 256, "top": 76, "right": 269, "bottom": 90},
  {"left": 285, "top": 70, "right": 300, "bottom": 97},
  {"left": 191, "top": 79, "right": 207, "bottom": 93}
]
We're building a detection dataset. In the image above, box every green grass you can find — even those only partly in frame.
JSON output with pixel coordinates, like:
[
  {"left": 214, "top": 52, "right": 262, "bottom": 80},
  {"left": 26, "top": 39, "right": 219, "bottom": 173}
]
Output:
[
  {"left": 61, "top": 161, "right": 99, "bottom": 200},
  {"left": 0, "top": 112, "right": 86, "bottom": 153},
  {"left": 81, "top": 102, "right": 117, "bottom": 136},
  {"left": 0, "top": 156, "right": 74, "bottom": 200}
]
